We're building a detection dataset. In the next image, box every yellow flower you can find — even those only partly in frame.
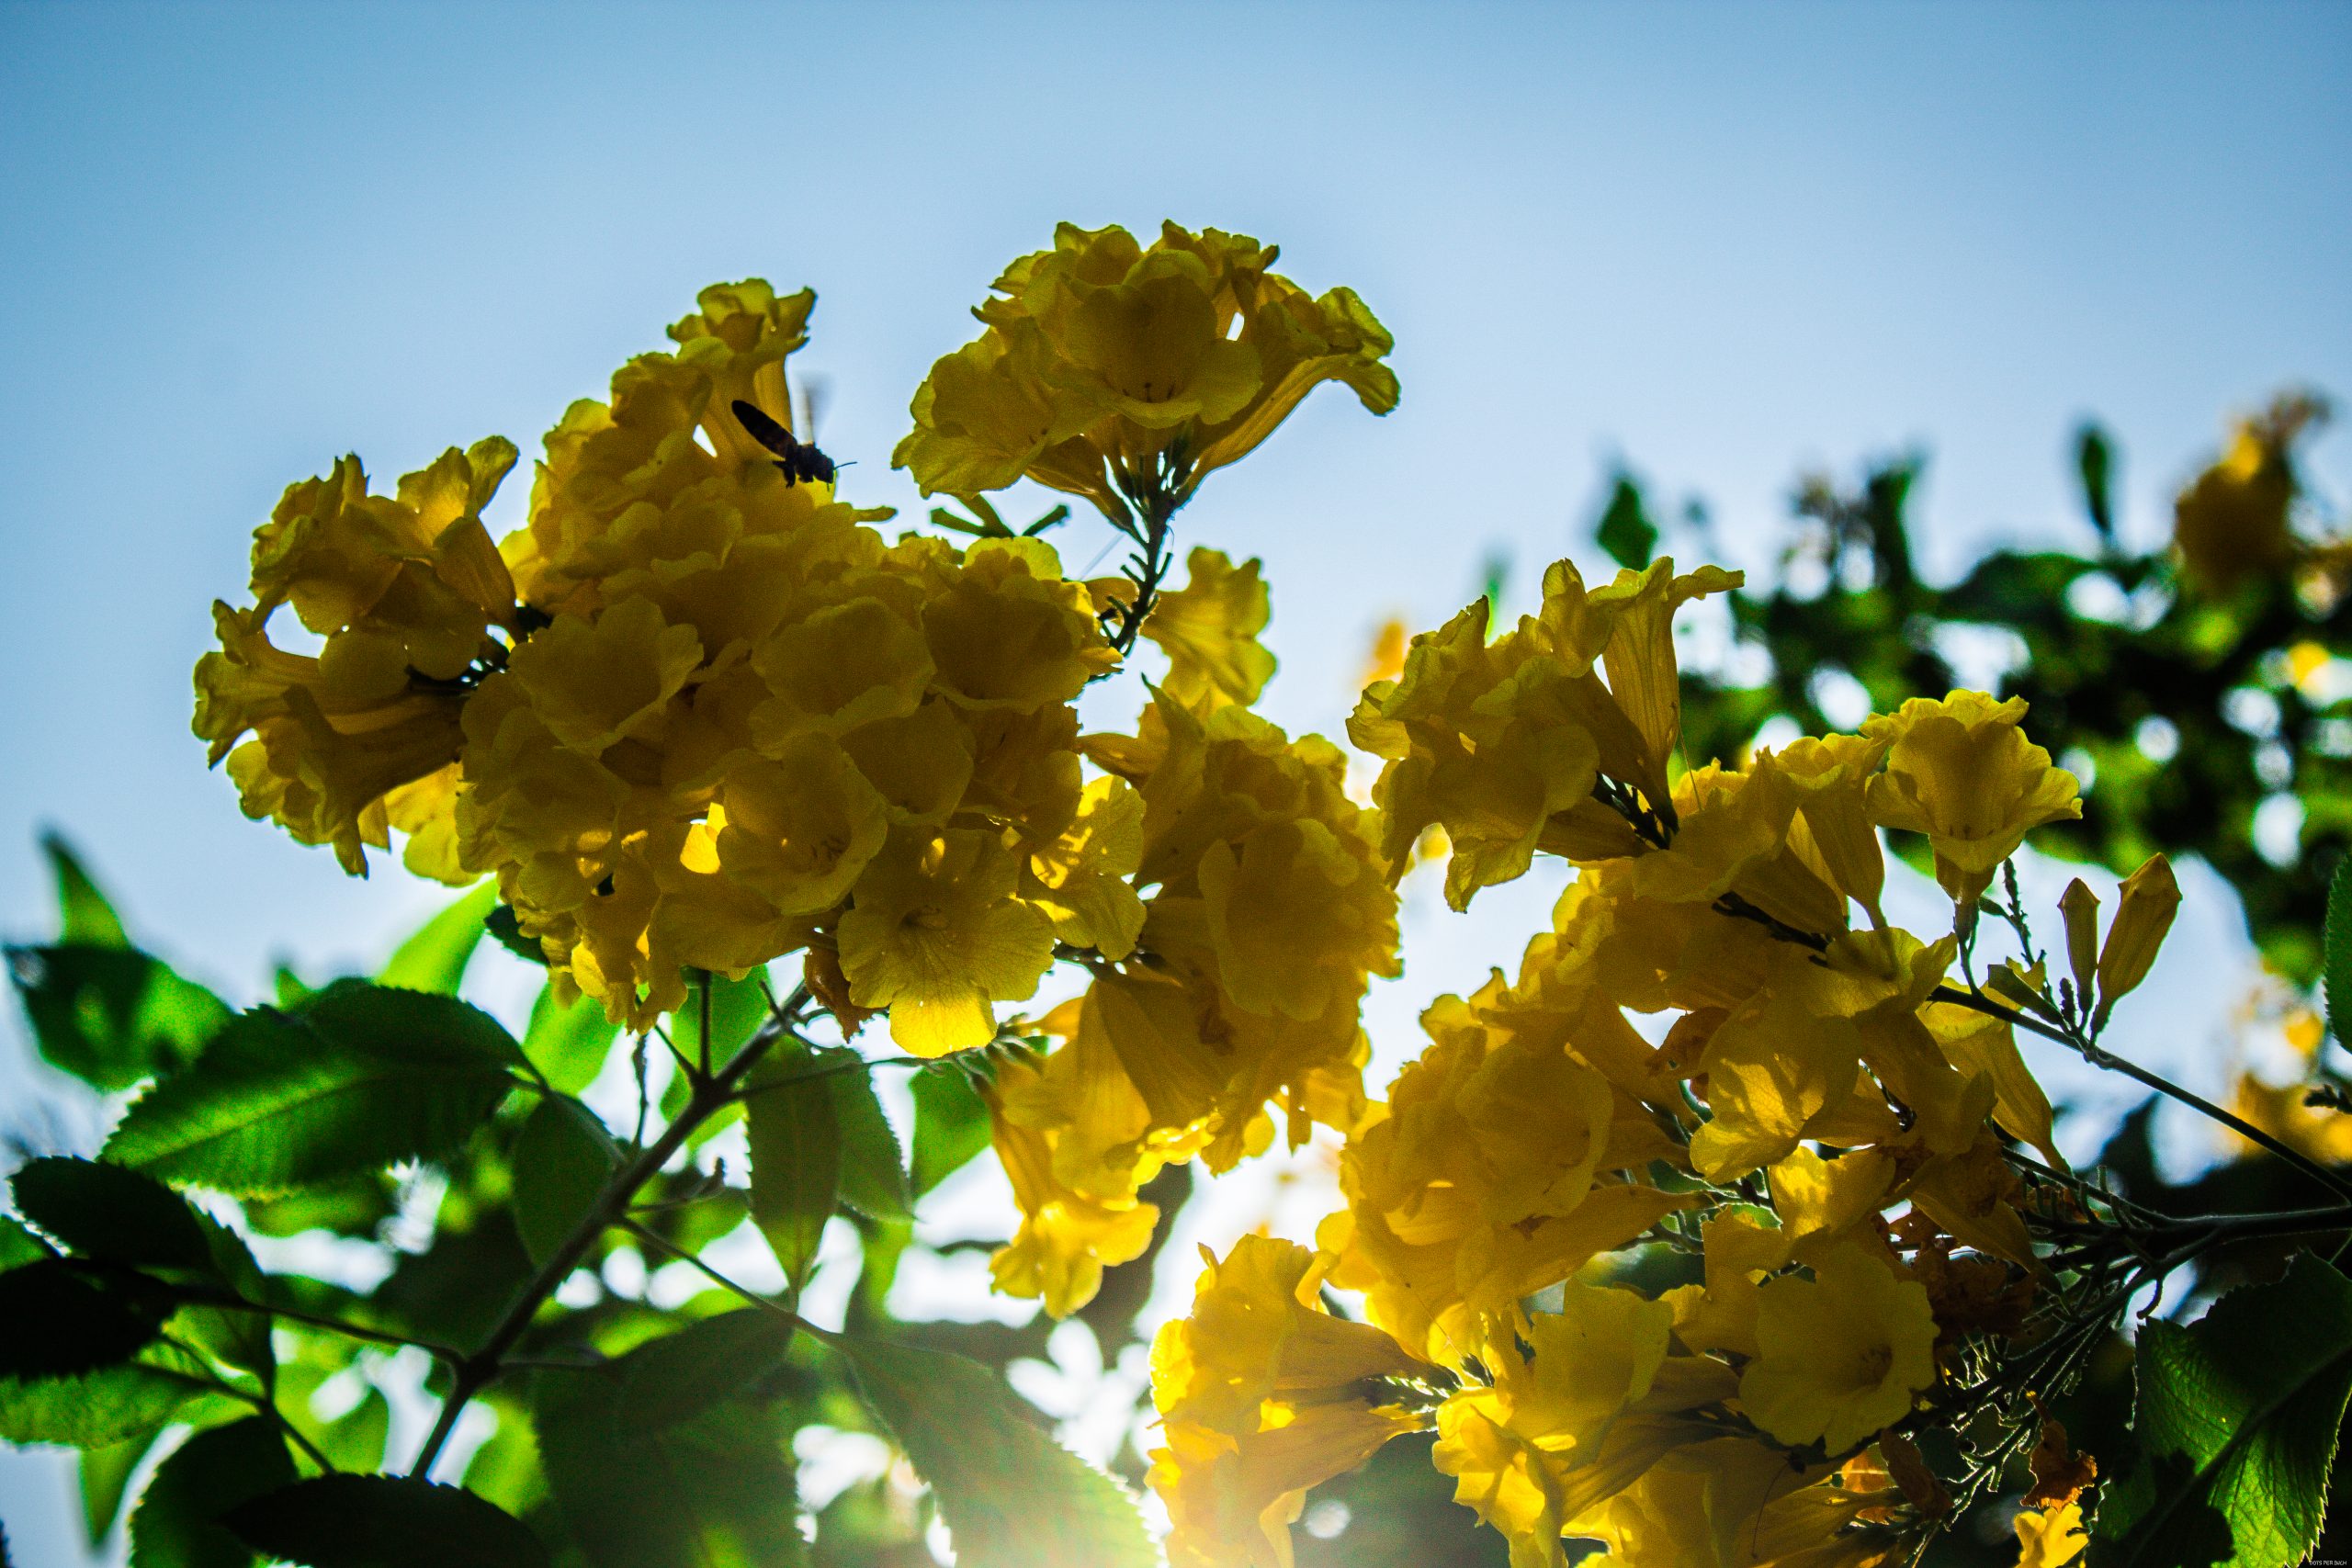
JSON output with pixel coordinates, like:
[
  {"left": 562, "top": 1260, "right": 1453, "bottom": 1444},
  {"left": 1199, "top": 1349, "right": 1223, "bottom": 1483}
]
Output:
[
  {"left": 919, "top": 538, "right": 1117, "bottom": 712},
  {"left": 1145, "top": 547, "right": 1277, "bottom": 714},
  {"left": 1738, "top": 1243, "right": 1939, "bottom": 1452},
  {"left": 2172, "top": 390, "right": 2329, "bottom": 592},
  {"left": 1198, "top": 817, "right": 1396, "bottom": 1021},
  {"left": 1663, "top": 1210, "right": 1791, "bottom": 1359},
  {"left": 1863, "top": 691, "right": 2081, "bottom": 907},
  {"left": 2010, "top": 1497, "right": 2087, "bottom": 1568},
  {"left": 1690, "top": 982, "right": 1866, "bottom": 1181},
  {"left": 504, "top": 597, "right": 704, "bottom": 755},
  {"left": 2094, "top": 852, "right": 2179, "bottom": 1024},
  {"left": 1025, "top": 774, "right": 1147, "bottom": 959},
  {"left": 1770, "top": 732, "right": 1892, "bottom": 925},
  {"left": 1149, "top": 1235, "right": 1423, "bottom": 1568},
  {"left": 835, "top": 828, "right": 1056, "bottom": 1055},
  {"left": 984, "top": 1052, "right": 1158, "bottom": 1317},
  {"left": 1566, "top": 1438, "right": 1876, "bottom": 1568},
  {"left": 897, "top": 221, "right": 1396, "bottom": 519},
  {"left": 712, "top": 733, "right": 889, "bottom": 914},
  {"left": 748, "top": 594, "right": 933, "bottom": 744}
]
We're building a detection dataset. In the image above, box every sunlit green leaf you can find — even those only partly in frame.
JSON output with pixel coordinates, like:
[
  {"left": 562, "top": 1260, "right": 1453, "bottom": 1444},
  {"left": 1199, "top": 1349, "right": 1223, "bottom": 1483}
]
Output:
[
  {"left": 105, "top": 990, "right": 522, "bottom": 1196},
  {"left": 0, "top": 1353, "right": 234, "bottom": 1446},
  {"left": 2099, "top": 1252, "right": 2352, "bottom": 1567},
  {"left": 616, "top": 1309, "right": 797, "bottom": 1430},
  {"left": 745, "top": 1046, "right": 842, "bottom": 1294},
  {"left": 672, "top": 969, "right": 771, "bottom": 1075},
  {"left": 523, "top": 983, "right": 620, "bottom": 1096},
  {"left": 822, "top": 1054, "right": 910, "bottom": 1223},
  {"left": 835, "top": 1334, "right": 1155, "bottom": 1568},
  {"left": 910, "top": 1066, "right": 992, "bottom": 1198},
  {"left": 225, "top": 1474, "right": 550, "bottom": 1568},
  {"left": 534, "top": 1361, "right": 801, "bottom": 1568},
  {"left": 511, "top": 1096, "right": 619, "bottom": 1269},
  {"left": 43, "top": 831, "right": 130, "bottom": 948},
  {"left": 8, "top": 944, "right": 230, "bottom": 1091},
  {"left": 83, "top": 1428, "right": 167, "bottom": 1546},
  {"left": 378, "top": 883, "right": 499, "bottom": 996},
  {"left": 130, "top": 1417, "right": 295, "bottom": 1568}
]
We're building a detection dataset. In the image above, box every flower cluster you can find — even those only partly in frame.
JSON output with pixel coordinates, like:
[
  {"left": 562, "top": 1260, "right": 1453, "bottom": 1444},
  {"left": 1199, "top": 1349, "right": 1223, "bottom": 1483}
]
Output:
[{"left": 1146, "top": 557, "right": 2182, "bottom": 1568}]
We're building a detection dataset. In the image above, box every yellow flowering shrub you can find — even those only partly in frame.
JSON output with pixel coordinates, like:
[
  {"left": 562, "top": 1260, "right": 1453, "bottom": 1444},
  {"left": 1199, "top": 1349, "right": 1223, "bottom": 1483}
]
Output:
[{"left": 172, "top": 222, "right": 2352, "bottom": 1568}]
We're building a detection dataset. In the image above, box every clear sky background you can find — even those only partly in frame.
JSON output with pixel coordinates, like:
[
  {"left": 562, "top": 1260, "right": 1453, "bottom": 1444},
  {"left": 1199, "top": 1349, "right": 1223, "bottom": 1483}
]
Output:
[{"left": 3, "top": 1, "right": 2348, "bottom": 1560}]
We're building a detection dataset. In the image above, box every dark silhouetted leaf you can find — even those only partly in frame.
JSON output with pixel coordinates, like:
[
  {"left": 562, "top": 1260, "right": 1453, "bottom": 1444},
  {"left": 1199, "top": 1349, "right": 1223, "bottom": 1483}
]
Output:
[
  {"left": 534, "top": 1363, "right": 801, "bottom": 1568},
  {"left": 909, "top": 1066, "right": 991, "bottom": 1199},
  {"left": 836, "top": 1335, "right": 1155, "bottom": 1568},
  {"left": 43, "top": 832, "right": 129, "bottom": 948},
  {"left": 2076, "top": 421, "right": 2117, "bottom": 539},
  {"left": 105, "top": 993, "right": 520, "bottom": 1196},
  {"left": 11, "top": 1157, "right": 213, "bottom": 1271},
  {"left": 8, "top": 944, "right": 230, "bottom": 1091},
  {"left": 370, "top": 1211, "right": 534, "bottom": 1349},
  {"left": 746, "top": 1047, "right": 841, "bottom": 1293},
  {"left": 377, "top": 883, "right": 498, "bottom": 996},
  {"left": 616, "top": 1309, "right": 797, "bottom": 1431},
  {"left": 482, "top": 903, "right": 548, "bottom": 967},
  {"left": 523, "top": 983, "right": 619, "bottom": 1095},
  {"left": 2327, "top": 859, "right": 2352, "bottom": 1052},
  {"left": 1594, "top": 472, "right": 1659, "bottom": 570},
  {"left": 2100, "top": 1253, "right": 2352, "bottom": 1567},
  {"left": 511, "top": 1096, "right": 618, "bottom": 1268},
  {"left": 130, "top": 1416, "right": 295, "bottom": 1568},
  {"left": 226, "top": 1474, "right": 549, "bottom": 1568},
  {"left": 0, "top": 1259, "right": 176, "bottom": 1379}
]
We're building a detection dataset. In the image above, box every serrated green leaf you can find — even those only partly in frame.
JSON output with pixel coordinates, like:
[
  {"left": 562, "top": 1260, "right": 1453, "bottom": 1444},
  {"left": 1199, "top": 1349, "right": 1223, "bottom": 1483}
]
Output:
[
  {"left": 11, "top": 1157, "right": 214, "bottom": 1271},
  {"left": 7, "top": 944, "right": 230, "bottom": 1090},
  {"left": 0, "top": 1353, "right": 233, "bottom": 1446},
  {"left": 523, "top": 983, "right": 620, "bottom": 1095},
  {"left": 746, "top": 1048, "right": 842, "bottom": 1294},
  {"left": 0, "top": 1258, "right": 177, "bottom": 1378},
  {"left": 534, "top": 1362, "right": 802, "bottom": 1568},
  {"left": 511, "top": 1097, "right": 619, "bottom": 1268},
  {"left": 822, "top": 1055, "right": 910, "bottom": 1223},
  {"left": 368, "top": 1212, "right": 534, "bottom": 1349},
  {"left": 2326, "top": 859, "right": 2352, "bottom": 1052},
  {"left": 836, "top": 1334, "right": 1155, "bottom": 1568},
  {"left": 83, "top": 1428, "right": 167, "bottom": 1545},
  {"left": 616, "top": 1309, "right": 797, "bottom": 1431},
  {"left": 910, "top": 1066, "right": 992, "bottom": 1198},
  {"left": 225, "top": 1473, "right": 550, "bottom": 1568},
  {"left": 673, "top": 969, "right": 771, "bottom": 1075},
  {"left": 130, "top": 1417, "right": 295, "bottom": 1568},
  {"left": 43, "top": 832, "right": 129, "bottom": 948},
  {"left": 2100, "top": 1252, "right": 2352, "bottom": 1567},
  {"left": 104, "top": 1000, "right": 518, "bottom": 1196},
  {"left": 378, "top": 883, "right": 499, "bottom": 996},
  {"left": 482, "top": 903, "right": 548, "bottom": 967}
]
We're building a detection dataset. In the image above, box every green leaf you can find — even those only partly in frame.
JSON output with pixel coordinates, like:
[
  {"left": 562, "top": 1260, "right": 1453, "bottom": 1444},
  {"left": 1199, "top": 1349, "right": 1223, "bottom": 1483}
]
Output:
[
  {"left": 2100, "top": 1252, "right": 2352, "bottom": 1567},
  {"left": 11, "top": 1157, "right": 214, "bottom": 1271},
  {"left": 130, "top": 1417, "right": 296, "bottom": 1568},
  {"left": 482, "top": 903, "right": 548, "bottom": 967},
  {"left": 523, "top": 983, "right": 620, "bottom": 1095},
  {"left": 83, "top": 1428, "right": 168, "bottom": 1546},
  {"left": 0, "top": 1258, "right": 177, "bottom": 1378},
  {"left": 534, "top": 1362, "right": 802, "bottom": 1568},
  {"left": 510, "top": 1097, "right": 619, "bottom": 1268},
  {"left": 369, "top": 1213, "right": 534, "bottom": 1349},
  {"left": 8, "top": 944, "right": 231, "bottom": 1091},
  {"left": 616, "top": 1309, "right": 797, "bottom": 1430},
  {"left": 1593, "top": 472, "right": 1659, "bottom": 570},
  {"left": 834, "top": 1334, "right": 1155, "bottom": 1568},
  {"left": 105, "top": 993, "right": 520, "bottom": 1196},
  {"left": 672, "top": 969, "right": 771, "bottom": 1074},
  {"left": 823, "top": 1054, "right": 910, "bottom": 1223},
  {"left": 43, "top": 832, "right": 130, "bottom": 948},
  {"left": 225, "top": 1474, "right": 550, "bottom": 1568},
  {"left": 745, "top": 1047, "right": 842, "bottom": 1294},
  {"left": 0, "top": 1354, "right": 233, "bottom": 1446},
  {"left": 2076, "top": 420, "right": 2117, "bottom": 539},
  {"left": 910, "top": 1066, "right": 992, "bottom": 1198},
  {"left": 377, "top": 883, "right": 499, "bottom": 996},
  {"left": 2326, "top": 858, "right": 2352, "bottom": 1052}
]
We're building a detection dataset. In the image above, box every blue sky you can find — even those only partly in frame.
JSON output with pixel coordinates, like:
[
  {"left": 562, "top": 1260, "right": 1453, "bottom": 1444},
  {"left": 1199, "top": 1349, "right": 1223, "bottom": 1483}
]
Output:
[{"left": 3, "top": 0, "right": 2348, "bottom": 1558}]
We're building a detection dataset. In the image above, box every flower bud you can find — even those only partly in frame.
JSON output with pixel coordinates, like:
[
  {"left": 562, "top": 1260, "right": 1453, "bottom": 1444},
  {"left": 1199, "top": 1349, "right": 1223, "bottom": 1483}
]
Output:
[
  {"left": 2096, "top": 853, "right": 2180, "bottom": 1021},
  {"left": 2057, "top": 878, "right": 2100, "bottom": 1006}
]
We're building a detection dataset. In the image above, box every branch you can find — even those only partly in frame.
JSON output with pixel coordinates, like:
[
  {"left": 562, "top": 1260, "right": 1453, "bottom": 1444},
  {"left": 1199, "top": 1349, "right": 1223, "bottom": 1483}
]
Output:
[{"left": 407, "top": 985, "right": 815, "bottom": 1479}]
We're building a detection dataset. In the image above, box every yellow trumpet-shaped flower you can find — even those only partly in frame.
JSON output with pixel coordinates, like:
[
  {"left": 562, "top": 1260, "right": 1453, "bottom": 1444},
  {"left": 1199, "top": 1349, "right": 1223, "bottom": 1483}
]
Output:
[
  {"left": 1145, "top": 547, "right": 1277, "bottom": 715},
  {"left": 835, "top": 828, "right": 1057, "bottom": 1055},
  {"left": 1737, "top": 1243, "right": 1939, "bottom": 1453},
  {"left": 2172, "top": 390, "right": 2329, "bottom": 593},
  {"left": 984, "top": 1052, "right": 1159, "bottom": 1318},
  {"left": 1863, "top": 691, "right": 2081, "bottom": 908}
]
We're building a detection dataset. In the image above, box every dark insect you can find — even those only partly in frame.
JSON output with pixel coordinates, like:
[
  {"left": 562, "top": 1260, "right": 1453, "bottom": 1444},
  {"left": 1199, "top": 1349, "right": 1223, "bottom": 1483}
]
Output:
[{"left": 732, "top": 399, "right": 838, "bottom": 487}]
